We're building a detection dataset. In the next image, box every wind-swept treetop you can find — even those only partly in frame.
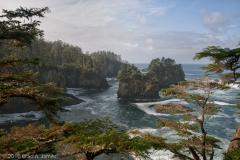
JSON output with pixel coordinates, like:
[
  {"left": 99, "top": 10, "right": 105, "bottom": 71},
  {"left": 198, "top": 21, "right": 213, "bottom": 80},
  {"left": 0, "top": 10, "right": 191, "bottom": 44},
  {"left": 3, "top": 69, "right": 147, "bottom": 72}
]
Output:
[
  {"left": 148, "top": 57, "right": 176, "bottom": 72},
  {"left": 193, "top": 46, "right": 240, "bottom": 83},
  {"left": 117, "top": 63, "right": 141, "bottom": 81}
]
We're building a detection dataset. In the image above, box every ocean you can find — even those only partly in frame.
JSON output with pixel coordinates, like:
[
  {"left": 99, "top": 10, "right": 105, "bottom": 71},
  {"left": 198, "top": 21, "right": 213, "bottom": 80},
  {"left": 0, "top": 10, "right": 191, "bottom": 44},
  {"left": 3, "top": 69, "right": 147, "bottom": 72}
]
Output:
[{"left": 0, "top": 64, "right": 239, "bottom": 160}]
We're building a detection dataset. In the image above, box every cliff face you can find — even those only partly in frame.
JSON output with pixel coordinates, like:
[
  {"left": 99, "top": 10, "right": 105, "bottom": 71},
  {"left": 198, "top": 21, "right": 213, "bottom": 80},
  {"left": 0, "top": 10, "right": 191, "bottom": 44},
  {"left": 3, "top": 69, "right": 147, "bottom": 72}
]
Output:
[
  {"left": 78, "top": 70, "right": 109, "bottom": 89},
  {"left": 117, "top": 79, "right": 159, "bottom": 100},
  {"left": 100, "top": 61, "right": 122, "bottom": 78},
  {"left": 157, "top": 64, "right": 185, "bottom": 89},
  {"left": 39, "top": 67, "right": 109, "bottom": 90}
]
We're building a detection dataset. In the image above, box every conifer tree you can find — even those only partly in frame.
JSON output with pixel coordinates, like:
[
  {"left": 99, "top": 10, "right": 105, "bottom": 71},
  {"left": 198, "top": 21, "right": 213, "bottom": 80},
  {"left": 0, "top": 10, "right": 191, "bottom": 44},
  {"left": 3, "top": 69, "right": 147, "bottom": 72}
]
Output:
[
  {"left": 0, "top": 7, "right": 67, "bottom": 122},
  {"left": 193, "top": 45, "right": 240, "bottom": 159},
  {"left": 157, "top": 78, "right": 221, "bottom": 160}
]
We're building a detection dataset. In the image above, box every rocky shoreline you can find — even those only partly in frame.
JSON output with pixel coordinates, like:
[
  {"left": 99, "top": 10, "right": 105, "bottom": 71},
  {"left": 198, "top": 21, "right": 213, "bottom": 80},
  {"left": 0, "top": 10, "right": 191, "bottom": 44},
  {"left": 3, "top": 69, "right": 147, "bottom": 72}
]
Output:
[{"left": 0, "top": 92, "right": 85, "bottom": 114}]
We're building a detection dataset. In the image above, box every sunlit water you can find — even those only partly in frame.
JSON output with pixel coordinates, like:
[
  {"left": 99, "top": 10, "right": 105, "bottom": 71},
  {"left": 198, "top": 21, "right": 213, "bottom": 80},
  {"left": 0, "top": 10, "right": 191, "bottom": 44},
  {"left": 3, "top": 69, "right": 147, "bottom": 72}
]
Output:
[{"left": 0, "top": 64, "right": 239, "bottom": 160}]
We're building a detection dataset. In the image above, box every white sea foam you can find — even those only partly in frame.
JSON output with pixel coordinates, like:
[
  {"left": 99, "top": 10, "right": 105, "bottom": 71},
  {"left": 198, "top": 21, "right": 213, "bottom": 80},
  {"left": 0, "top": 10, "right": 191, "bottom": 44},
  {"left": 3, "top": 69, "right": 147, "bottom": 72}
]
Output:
[
  {"left": 134, "top": 99, "right": 188, "bottom": 116},
  {"left": 106, "top": 77, "right": 112, "bottom": 81},
  {"left": 136, "top": 105, "right": 170, "bottom": 116},
  {"left": 212, "top": 112, "right": 231, "bottom": 118},
  {"left": 214, "top": 101, "right": 235, "bottom": 106},
  {"left": 227, "top": 83, "right": 240, "bottom": 89},
  {"left": 209, "top": 79, "right": 240, "bottom": 89},
  {"left": 148, "top": 150, "right": 177, "bottom": 160},
  {"left": 101, "top": 94, "right": 117, "bottom": 101},
  {"left": 0, "top": 111, "right": 44, "bottom": 124},
  {"left": 134, "top": 98, "right": 187, "bottom": 106},
  {"left": 66, "top": 88, "right": 86, "bottom": 95}
]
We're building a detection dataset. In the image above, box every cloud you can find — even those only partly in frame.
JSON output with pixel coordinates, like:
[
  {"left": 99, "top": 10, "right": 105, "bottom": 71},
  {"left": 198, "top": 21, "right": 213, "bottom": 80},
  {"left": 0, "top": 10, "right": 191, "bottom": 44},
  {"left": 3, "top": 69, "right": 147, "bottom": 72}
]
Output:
[
  {"left": 136, "top": 14, "right": 155, "bottom": 27},
  {"left": 148, "top": 46, "right": 153, "bottom": 51},
  {"left": 146, "top": 38, "right": 153, "bottom": 43},
  {"left": 136, "top": 14, "right": 147, "bottom": 25},
  {"left": 202, "top": 10, "right": 226, "bottom": 26},
  {"left": 123, "top": 42, "right": 139, "bottom": 48},
  {"left": 0, "top": 0, "right": 239, "bottom": 64},
  {"left": 199, "top": 9, "right": 239, "bottom": 33}
]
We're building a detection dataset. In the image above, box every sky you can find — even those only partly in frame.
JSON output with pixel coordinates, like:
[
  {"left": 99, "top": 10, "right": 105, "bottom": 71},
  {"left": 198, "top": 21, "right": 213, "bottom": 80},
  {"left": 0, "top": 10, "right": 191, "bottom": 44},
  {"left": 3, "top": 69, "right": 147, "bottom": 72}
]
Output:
[{"left": 1, "top": 0, "right": 240, "bottom": 64}]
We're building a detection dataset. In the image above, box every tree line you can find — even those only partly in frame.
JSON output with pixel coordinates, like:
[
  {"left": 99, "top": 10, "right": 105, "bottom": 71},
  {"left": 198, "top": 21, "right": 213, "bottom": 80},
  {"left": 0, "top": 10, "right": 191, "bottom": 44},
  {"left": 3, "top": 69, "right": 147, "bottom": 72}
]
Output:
[{"left": 1, "top": 37, "right": 124, "bottom": 77}]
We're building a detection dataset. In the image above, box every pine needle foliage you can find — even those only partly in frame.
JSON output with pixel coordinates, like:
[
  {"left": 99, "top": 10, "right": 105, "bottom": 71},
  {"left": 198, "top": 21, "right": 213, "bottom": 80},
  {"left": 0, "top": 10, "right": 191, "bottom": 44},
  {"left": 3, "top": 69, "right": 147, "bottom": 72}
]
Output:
[
  {"left": 0, "top": 7, "right": 67, "bottom": 122},
  {"left": 158, "top": 78, "right": 221, "bottom": 160}
]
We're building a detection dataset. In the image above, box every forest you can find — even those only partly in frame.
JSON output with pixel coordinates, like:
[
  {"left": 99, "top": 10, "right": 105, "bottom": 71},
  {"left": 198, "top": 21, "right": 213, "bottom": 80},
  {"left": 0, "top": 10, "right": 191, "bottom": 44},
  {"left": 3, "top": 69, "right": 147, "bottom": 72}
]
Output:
[{"left": 0, "top": 6, "right": 240, "bottom": 160}]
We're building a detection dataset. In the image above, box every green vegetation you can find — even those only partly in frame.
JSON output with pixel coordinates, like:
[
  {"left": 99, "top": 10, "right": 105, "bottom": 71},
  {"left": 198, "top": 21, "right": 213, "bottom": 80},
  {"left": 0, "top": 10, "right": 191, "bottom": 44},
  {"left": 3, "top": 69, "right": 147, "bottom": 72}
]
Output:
[
  {"left": 147, "top": 57, "right": 185, "bottom": 87},
  {"left": 91, "top": 50, "right": 124, "bottom": 77},
  {"left": 193, "top": 45, "right": 240, "bottom": 158},
  {"left": 0, "top": 6, "right": 67, "bottom": 122},
  {"left": 57, "top": 117, "right": 166, "bottom": 159},
  {"left": 116, "top": 63, "right": 141, "bottom": 81},
  {"left": 7, "top": 38, "right": 124, "bottom": 78},
  {"left": 155, "top": 44, "right": 240, "bottom": 159},
  {"left": 193, "top": 46, "right": 240, "bottom": 83},
  {"left": 224, "top": 147, "right": 240, "bottom": 160},
  {"left": 147, "top": 57, "right": 176, "bottom": 72},
  {"left": 117, "top": 57, "right": 183, "bottom": 84},
  {"left": 0, "top": 6, "right": 166, "bottom": 160},
  {"left": 0, "top": 117, "right": 167, "bottom": 160},
  {"left": 154, "top": 103, "right": 193, "bottom": 114},
  {"left": 1, "top": 5, "right": 240, "bottom": 160},
  {"left": 158, "top": 78, "right": 221, "bottom": 160}
]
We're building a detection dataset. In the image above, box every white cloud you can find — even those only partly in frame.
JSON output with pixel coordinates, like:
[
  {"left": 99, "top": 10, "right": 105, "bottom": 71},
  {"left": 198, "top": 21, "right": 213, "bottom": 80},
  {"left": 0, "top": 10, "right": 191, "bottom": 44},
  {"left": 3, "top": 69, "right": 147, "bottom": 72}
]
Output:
[
  {"left": 0, "top": 0, "right": 239, "bottom": 64},
  {"left": 136, "top": 14, "right": 147, "bottom": 25},
  {"left": 202, "top": 10, "right": 225, "bottom": 26},
  {"left": 123, "top": 42, "right": 139, "bottom": 48},
  {"left": 136, "top": 14, "right": 155, "bottom": 27},
  {"left": 203, "top": 34, "right": 222, "bottom": 43},
  {"left": 148, "top": 46, "right": 153, "bottom": 51},
  {"left": 199, "top": 9, "right": 239, "bottom": 33},
  {"left": 146, "top": 38, "right": 153, "bottom": 43}
]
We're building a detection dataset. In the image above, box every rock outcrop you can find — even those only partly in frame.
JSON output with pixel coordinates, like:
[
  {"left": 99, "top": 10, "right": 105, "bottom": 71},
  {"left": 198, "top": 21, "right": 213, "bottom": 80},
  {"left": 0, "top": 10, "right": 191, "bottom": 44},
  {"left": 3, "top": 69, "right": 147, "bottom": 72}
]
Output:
[
  {"left": 227, "top": 124, "right": 240, "bottom": 152},
  {"left": 0, "top": 93, "right": 85, "bottom": 114},
  {"left": 157, "top": 64, "right": 185, "bottom": 89},
  {"left": 117, "top": 79, "right": 159, "bottom": 100},
  {"left": 78, "top": 70, "right": 109, "bottom": 89},
  {"left": 117, "top": 58, "right": 185, "bottom": 100},
  {"left": 39, "top": 66, "right": 109, "bottom": 90}
]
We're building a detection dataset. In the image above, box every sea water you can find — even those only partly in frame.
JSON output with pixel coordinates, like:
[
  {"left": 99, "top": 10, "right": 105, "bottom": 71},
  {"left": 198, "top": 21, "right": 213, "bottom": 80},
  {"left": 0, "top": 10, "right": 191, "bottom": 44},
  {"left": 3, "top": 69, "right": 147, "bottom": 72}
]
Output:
[{"left": 0, "top": 64, "right": 239, "bottom": 160}]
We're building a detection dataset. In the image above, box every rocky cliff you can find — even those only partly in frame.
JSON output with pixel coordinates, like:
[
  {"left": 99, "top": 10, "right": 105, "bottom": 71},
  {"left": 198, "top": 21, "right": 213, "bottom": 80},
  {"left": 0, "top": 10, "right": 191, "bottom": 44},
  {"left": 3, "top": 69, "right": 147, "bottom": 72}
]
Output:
[
  {"left": 117, "top": 58, "right": 185, "bottom": 100},
  {"left": 157, "top": 64, "right": 185, "bottom": 88},
  {"left": 117, "top": 79, "right": 159, "bottom": 100},
  {"left": 39, "top": 66, "right": 109, "bottom": 90},
  {"left": 227, "top": 124, "right": 240, "bottom": 152}
]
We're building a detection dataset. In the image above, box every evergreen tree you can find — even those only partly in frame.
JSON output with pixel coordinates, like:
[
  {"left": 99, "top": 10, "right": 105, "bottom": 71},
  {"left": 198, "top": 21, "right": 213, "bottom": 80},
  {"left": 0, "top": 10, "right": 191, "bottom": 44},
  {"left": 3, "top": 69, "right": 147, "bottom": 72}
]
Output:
[
  {"left": 0, "top": 7, "right": 67, "bottom": 122},
  {"left": 158, "top": 78, "right": 221, "bottom": 160},
  {"left": 193, "top": 45, "right": 240, "bottom": 159},
  {"left": 193, "top": 46, "right": 240, "bottom": 83}
]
